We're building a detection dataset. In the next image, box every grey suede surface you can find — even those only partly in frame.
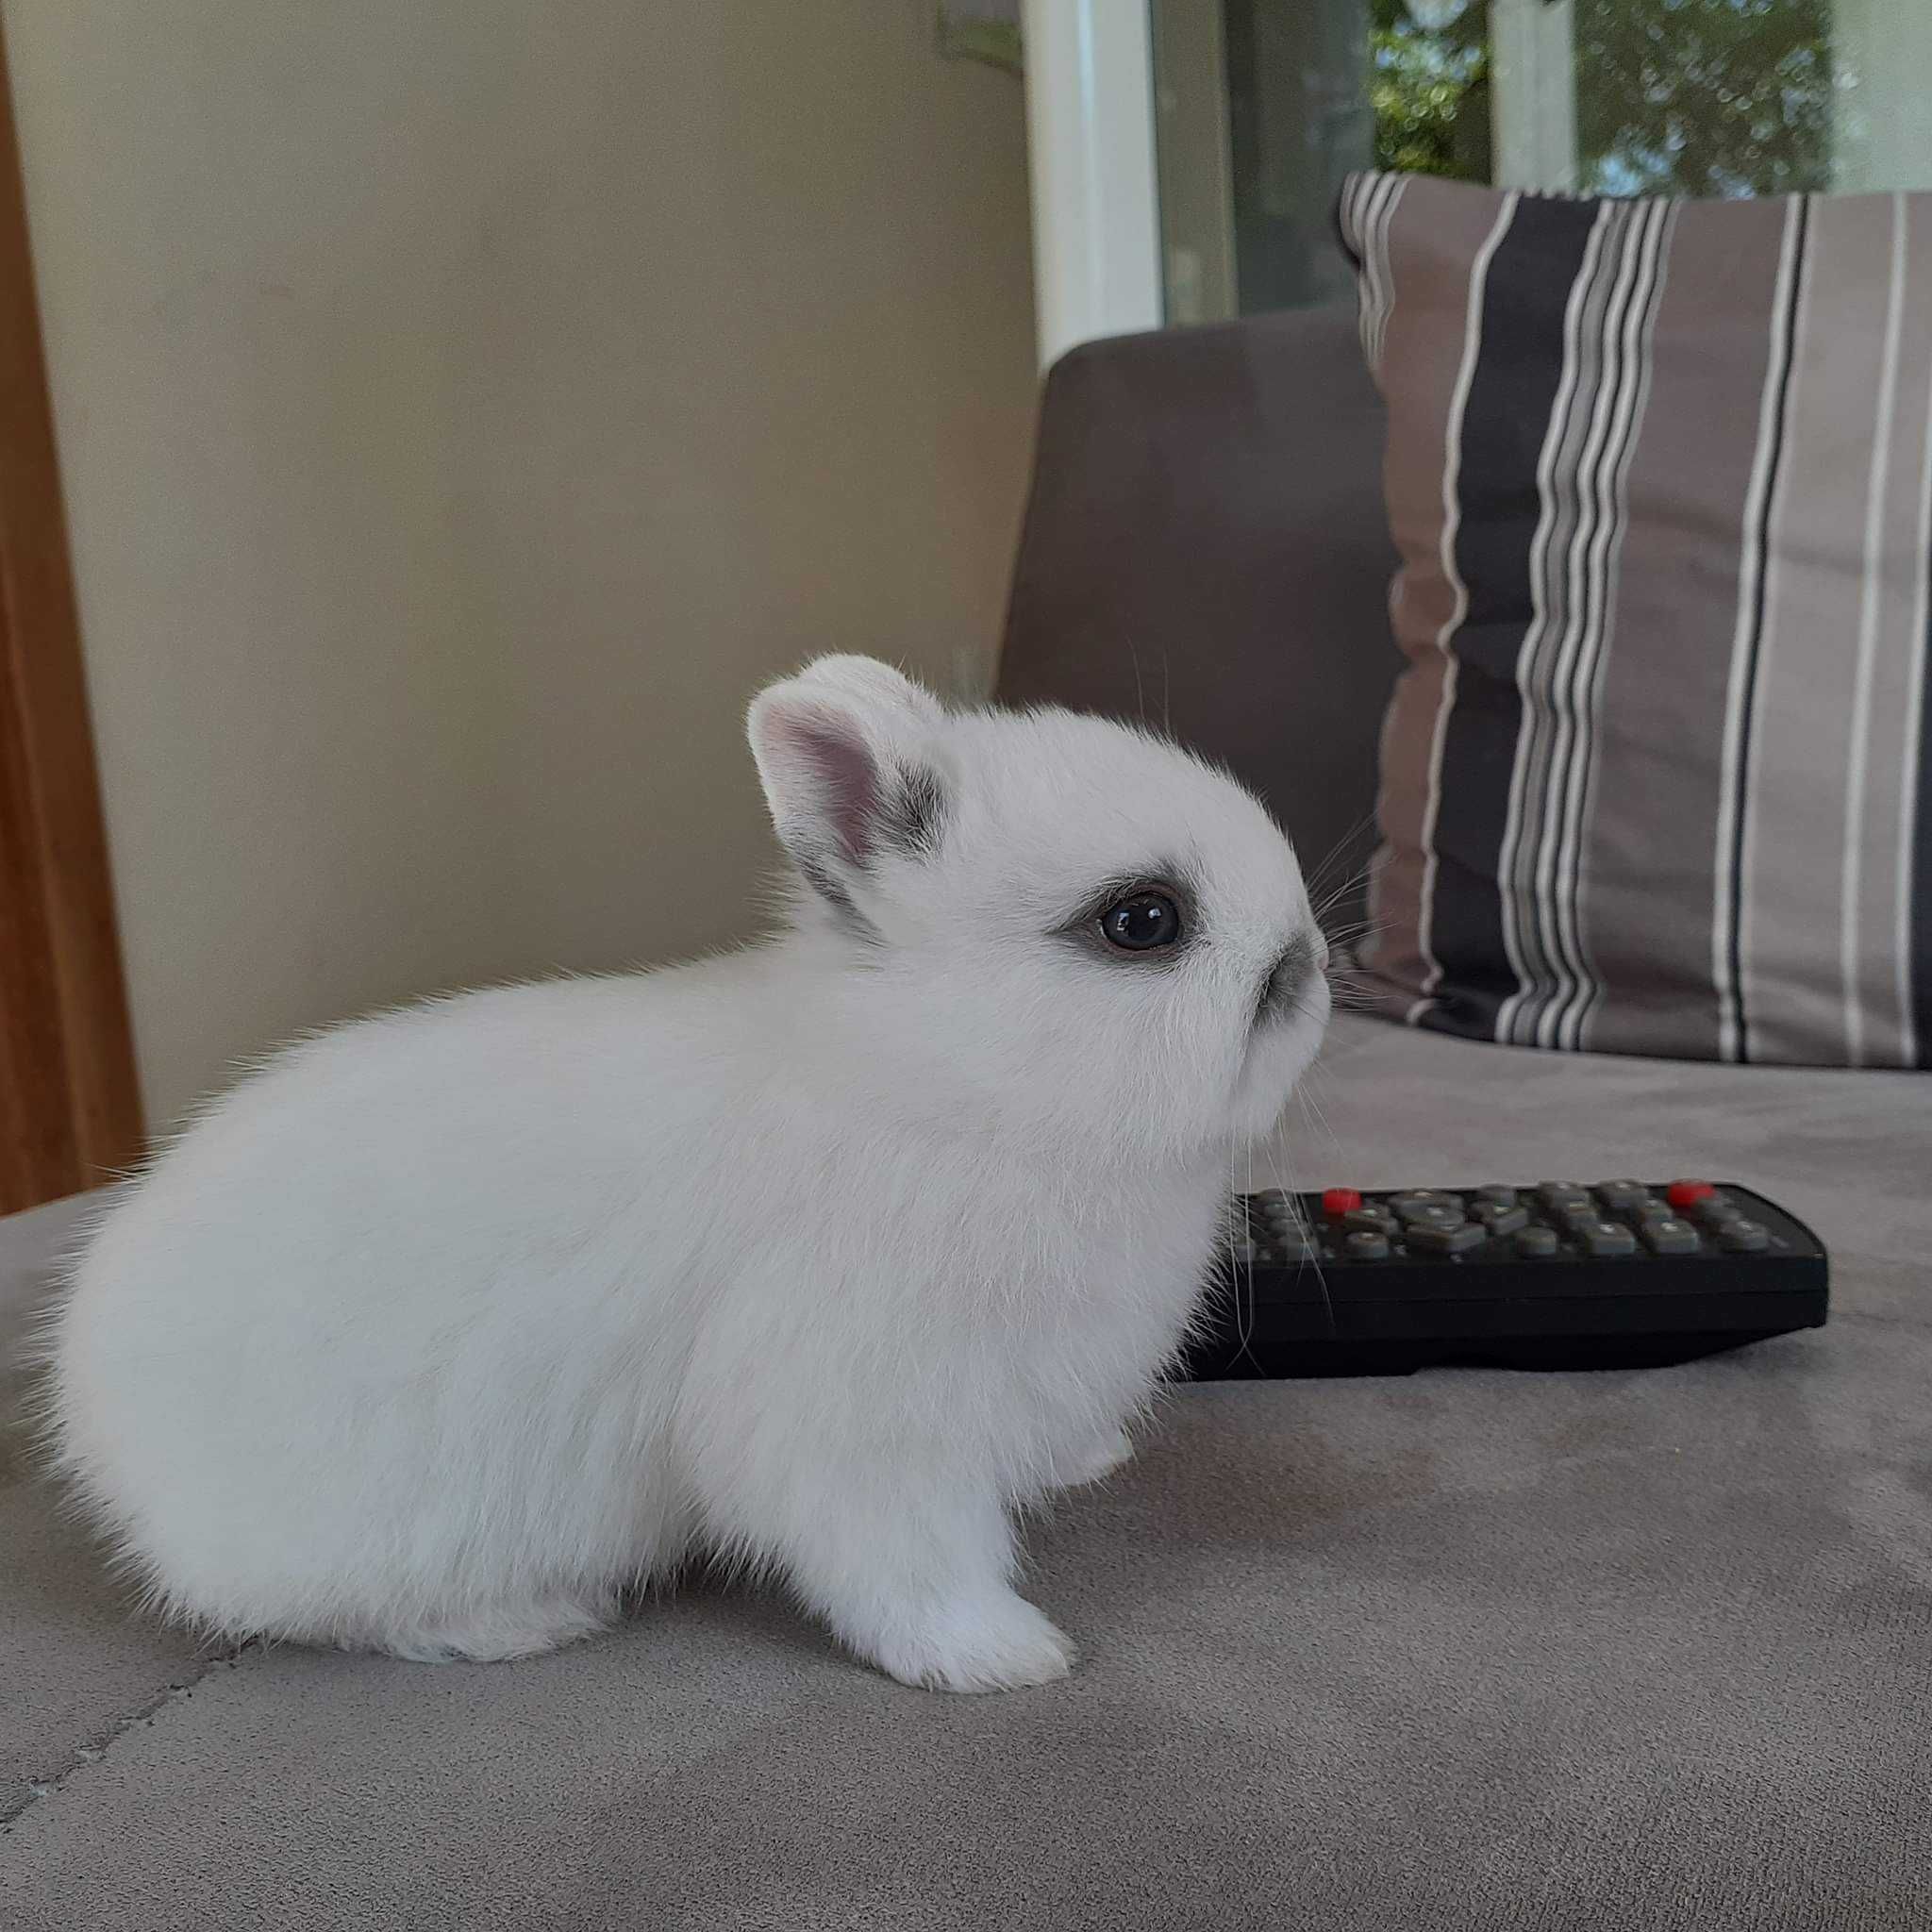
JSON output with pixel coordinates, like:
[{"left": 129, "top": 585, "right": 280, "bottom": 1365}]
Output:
[
  {"left": 1, "top": 1193, "right": 214, "bottom": 1832},
  {"left": 4, "top": 1014, "right": 1926, "bottom": 1930}
]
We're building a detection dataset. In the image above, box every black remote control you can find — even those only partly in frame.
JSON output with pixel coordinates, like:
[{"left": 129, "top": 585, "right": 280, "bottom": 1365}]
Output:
[{"left": 1181, "top": 1179, "right": 1828, "bottom": 1379}]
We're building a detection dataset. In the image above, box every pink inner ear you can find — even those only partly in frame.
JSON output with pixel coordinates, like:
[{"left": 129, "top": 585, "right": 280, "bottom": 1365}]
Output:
[{"left": 779, "top": 710, "right": 879, "bottom": 864}]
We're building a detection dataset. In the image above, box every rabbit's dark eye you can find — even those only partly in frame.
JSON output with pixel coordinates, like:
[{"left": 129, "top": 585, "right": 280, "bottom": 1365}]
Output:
[{"left": 1100, "top": 892, "right": 1182, "bottom": 952}]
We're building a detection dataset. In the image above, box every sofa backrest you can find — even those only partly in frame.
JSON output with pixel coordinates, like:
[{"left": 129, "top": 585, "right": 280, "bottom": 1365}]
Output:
[{"left": 993, "top": 302, "right": 1400, "bottom": 923}]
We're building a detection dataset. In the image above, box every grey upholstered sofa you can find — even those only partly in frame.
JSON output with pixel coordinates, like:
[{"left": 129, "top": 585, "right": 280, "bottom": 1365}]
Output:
[{"left": 5, "top": 309, "right": 1928, "bottom": 1930}]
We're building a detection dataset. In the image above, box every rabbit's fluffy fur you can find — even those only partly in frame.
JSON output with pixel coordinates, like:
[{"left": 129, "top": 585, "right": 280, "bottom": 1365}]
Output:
[{"left": 38, "top": 656, "right": 1328, "bottom": 1692}]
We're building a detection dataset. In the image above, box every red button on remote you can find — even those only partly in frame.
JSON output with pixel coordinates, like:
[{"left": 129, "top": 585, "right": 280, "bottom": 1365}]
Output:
[
  {"left": 1666, "top": 1179, "right": 1716, "bottom": 1209},
  {"left": 1323, "top": 1189, "right": 1363, "bottom": 1217}
]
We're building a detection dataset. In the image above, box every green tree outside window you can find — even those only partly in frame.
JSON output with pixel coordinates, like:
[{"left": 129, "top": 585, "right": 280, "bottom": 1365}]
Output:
[{"left": 1370, "top": 0, "right": 1834, "bottom": 197}]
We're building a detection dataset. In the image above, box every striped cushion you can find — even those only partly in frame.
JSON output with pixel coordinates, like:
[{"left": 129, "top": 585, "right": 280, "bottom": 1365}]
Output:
[{"left": 1336, "top": 170, "right": 1932, "bottom": 1069}]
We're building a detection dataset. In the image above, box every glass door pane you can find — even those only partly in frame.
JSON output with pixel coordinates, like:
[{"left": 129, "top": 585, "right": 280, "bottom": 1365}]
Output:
[
  {"left": 1151, "top": 0, "right": 1932, "bottom": 323},
  {"left": 1578, "top": 0, "right": 1834, "bottom": 196}
]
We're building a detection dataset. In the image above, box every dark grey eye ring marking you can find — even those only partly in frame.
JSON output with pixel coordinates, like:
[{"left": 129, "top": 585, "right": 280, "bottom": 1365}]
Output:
[{"left": 1053, "top": 871, "right": 1200, "bottom": 967}]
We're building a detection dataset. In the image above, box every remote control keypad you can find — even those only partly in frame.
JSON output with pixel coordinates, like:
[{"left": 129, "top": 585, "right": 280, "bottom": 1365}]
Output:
[
  {"left": 1235, "top": 1180, "right": 1796, "bottom": 1269},
  {"left": 1192, "top": 1181, "right": 1826, "bottom": 1381}
]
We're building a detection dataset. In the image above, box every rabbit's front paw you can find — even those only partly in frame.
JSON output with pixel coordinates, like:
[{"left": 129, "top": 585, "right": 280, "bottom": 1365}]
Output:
[{"left": 869, "top": 1591, "right": 1076, "bottom": 1694}]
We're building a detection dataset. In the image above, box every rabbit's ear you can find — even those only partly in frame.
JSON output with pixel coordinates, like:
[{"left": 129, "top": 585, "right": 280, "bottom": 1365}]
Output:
[
  {"left": 790, "top": 654, "right": 945, "bottom": 728},
  {"left": 747, "top": 659, "right": 948, "bottom": 880}
]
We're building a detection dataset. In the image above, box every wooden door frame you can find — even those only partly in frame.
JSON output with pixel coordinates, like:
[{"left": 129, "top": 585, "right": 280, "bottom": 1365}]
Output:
[{"left": 0, "top": 19, "right": 143, "bottom": 1212}]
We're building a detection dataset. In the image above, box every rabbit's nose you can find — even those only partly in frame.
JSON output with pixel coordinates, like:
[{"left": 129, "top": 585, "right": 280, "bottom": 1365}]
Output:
[{"left": 1259, "top": 934, "right": 1323, "bottom": 1023}]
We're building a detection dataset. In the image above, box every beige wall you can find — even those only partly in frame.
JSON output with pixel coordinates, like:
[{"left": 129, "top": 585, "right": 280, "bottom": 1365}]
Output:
[{"left": 3, "top": 2, "right": 1038, "bottom": 1130}]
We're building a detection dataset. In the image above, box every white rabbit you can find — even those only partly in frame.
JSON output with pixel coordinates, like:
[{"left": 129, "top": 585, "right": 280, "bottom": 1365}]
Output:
[{"left": 38, "top": 655, "right": 1329, "bottom": 1692}]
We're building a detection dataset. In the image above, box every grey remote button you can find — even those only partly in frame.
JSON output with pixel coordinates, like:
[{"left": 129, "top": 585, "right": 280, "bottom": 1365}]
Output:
[
  {"left": 1515, "top": 1226, "right": 1559, "bottom": 1257},
  {"left": 1407, "top": 1220, "right": 1484, "bottom": 1255},
  {"left": 1389, "top": 1191, "right": 1460, "bottom": 1221},
  {"left": 1641, "top": 1218, "right": 1700, "bottom": 1255},
  {"left": 1720, "top": 1220, "right": 1771, "bottom": 1252},
  {"left": 1558, "top": 1201, "right": 1602, "bottom": 1226},
  {"left": 1537, "top": 1182, "right": 1591, "bottom": 1210},
  {"left": 1580, "top": 1221, "right": 1637, "bottom": 1257},
  {"left": 1617, "top": 1194, "right": 1668, "bottom": 1220},
  {"left": 1473, "top": 1203, "right": 1529, "bottom": 1236},
  {"left": 1344, "top": 1230, "right": 1391, "bottom": 1260},
  {"left": 1474, "top": 1184, "right": 1519, "bottom": 1208},
  {"left": 1343, "top": 1206, "right": 1399, "bottom": 1235},
  {"left": 1689, "top": 1194, "right": 1738, "bottom": 1226},
  {"left": 1397, "top": 1202, "right": 1464, "bottom": 1230},
  {"left": 1594, "top": 1180, "right": 1649, "bottom": 1211}
]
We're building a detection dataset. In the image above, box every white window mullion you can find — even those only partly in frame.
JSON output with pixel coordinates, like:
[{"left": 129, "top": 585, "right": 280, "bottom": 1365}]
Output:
[
  {"left": 1490, "top": 0, "right": 1579, "bottom": 193},
  {"left": 1834, "top": 0, "right": 1932, "bottom": 193},
  {"left": 1021, "top": 0, "right": 1164, "bottom": 368}
]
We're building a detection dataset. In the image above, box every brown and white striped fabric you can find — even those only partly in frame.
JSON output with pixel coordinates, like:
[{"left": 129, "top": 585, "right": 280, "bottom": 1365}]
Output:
[{"left": 1336, "top": 169, "right": 1932, "bottom": 1068}]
